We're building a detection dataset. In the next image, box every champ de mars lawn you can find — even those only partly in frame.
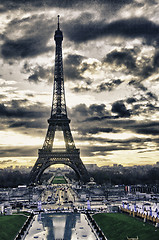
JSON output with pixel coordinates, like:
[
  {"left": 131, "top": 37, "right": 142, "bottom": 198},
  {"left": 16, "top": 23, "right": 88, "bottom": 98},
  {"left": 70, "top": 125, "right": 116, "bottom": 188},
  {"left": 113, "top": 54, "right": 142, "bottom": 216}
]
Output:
[{"left": 52, "top": 176, "right": 67, "bottom": 184}]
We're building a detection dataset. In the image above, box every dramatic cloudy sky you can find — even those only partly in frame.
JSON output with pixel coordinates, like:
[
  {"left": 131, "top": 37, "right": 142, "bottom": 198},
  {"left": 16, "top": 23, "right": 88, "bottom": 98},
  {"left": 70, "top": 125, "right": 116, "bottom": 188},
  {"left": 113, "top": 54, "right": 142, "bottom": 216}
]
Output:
[{"left": 0, "top": 0, "right": 159, "bottom": 168}]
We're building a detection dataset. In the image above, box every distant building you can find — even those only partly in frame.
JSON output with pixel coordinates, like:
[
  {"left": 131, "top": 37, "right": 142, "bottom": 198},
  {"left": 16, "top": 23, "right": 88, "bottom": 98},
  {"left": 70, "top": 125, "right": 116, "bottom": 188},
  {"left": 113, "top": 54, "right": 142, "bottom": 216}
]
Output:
[{"left": 85, "top": 164, "right": 98, "bottom": 171}]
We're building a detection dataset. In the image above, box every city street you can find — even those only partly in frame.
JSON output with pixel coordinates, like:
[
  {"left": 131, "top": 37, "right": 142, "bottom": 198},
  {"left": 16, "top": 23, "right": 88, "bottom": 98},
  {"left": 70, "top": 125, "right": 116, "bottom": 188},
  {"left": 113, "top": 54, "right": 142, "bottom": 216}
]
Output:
[
  {"left": 40, "top": 184, "right": 76, "bottom": 209},
  {"left": 37, "top": 184, "right": 107, "bottom": 212}
]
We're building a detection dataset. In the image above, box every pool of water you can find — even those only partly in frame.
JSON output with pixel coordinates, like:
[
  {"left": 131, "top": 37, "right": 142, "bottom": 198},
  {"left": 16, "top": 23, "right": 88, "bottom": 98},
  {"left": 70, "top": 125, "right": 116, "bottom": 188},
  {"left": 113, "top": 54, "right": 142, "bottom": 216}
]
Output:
[{"left": 25, "top": 212, "right": 98, "bottom": 240}]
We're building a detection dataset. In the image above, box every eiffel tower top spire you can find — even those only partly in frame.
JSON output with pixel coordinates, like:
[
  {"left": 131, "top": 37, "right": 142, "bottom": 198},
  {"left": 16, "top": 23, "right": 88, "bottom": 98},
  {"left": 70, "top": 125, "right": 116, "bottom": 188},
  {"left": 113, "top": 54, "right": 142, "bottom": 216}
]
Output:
[
  {"left": 57, "top": 15, "right": 60, "bottom": 30},
  {"left": 50, "top": 15, "right": 67, "bottom": 119}
]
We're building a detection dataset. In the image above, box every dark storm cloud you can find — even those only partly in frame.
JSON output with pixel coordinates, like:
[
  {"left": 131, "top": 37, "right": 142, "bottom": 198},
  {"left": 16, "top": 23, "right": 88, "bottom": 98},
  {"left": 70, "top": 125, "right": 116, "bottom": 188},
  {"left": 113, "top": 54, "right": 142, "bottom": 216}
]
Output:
[
  {"left": 103, "top": 47, "right": 140, "bottom": 76},
  {"left": 146, "top": 103, "right": 159, "bottom": 112},
  {"left": 96, "top": 79, "right": 123, "bottom": 92},
  {"left": 106, "top": 137, "right": 154, "bottom": 145},
  {"left": 146, "top": 92, "right": 158, "bottom": 101},
  {"left": 134, "top": 50, "right": 159, "bottom": 79},
  {"left": 77, "top": 119, "right": 157, "bottom": 146},
  {"left": 1, "top": 3, "right": 159, "bottom": 66},
  {"left": 128, "top": 80, "right": 157, "bottom": 103},
  {"left": 64, "top": 54, "right": 84, "bottom": 66},
  {"left": 110, "top": 119, "right": 158, "bottom": 139},
  {"left": 80, "top": 61, "right": 99, "bottom": 73},
  {"left": 153, "top": 51, "right": 159, "bottom": 69},
  {"left": 81, "top": 144, "right": 133, "bottom": 157},
  {"left": 69, "top": 103, "right": 108, "bottom": 120},
  {"left": 9, "top": 120, "right": 46, "bottom": 129},
  {"left": 76, "top": 135, "right": 151, "bottom": 145},
  {"left": 87, "top": 104, "right": 108, "bottom": 116},
  {"left": 64, "top": 54, "right": 85, "bottom": 81},
  {"left": 124, "top": 90, "right": 158, "bottom": 116},
  {"left": 104, "top": 47, "right": 159, "bottom": 82},
  {"left": 86, "top": 127, "right": 114, "bottom": 134},
  {"left": 130, "top": 96, "right": 158, "bottom": 117},
  {"left": 69, "top": 103, "right": 159, "bottom": 154},
  {"left": 134, "top": 121, "right": 159, "bottom": 134},
  {"left": 126, "top": 97, "right": 137, "bottom": 104},
  {"left": 23, "top": 62, "right": 53, "bottom": 83},
  {"left": 141, "top": 66, "right": 154, "bottom": 79},
  {"left": 0, "top": 0, "right": 133, "bottom": 12},
  {"left": 0, "top": 146, "right": 38, "bottom": 157},
  {"left": 70, "top": 100, "right": 158, "bottom": 138},
  {"left": 77, "top": 135, "right": 159, "bottom": 155},
  {"left": 28, "top": 74, "right": 39, "bottom": 83},
  {"left": 138, "top": 50, "right": 159, "bottom": 79},
  {"left": 4, "top": 14, "right": 158, "bottom": 61},
  {"left": 1, "top": 15, "right": 54, "bottom": 59},
  {"left": 23, "top": 53, "right": 88, "bottom": 84},
  {"left": 68, "top": 103, "right": 118, "bottom": 135},
  {"left": 0, "top": 98, "right": 51, "bottom": 134},
  {"left": 65, "top": 17, "right": 159, "bottom": 45},
  {"left": 3, "top": 11, "right": 158, "bottom": 68},
  {"left": 136, "top": 128, "right": 159, "bottom": 136},
  {"left": 77, "top": 125, "right": 119, "bottom": 135},
  {"left": 71, "top": 86, "right": 91, "bottom": 93},
  {"left": 104, "top": 50, "right": 136, "bottom": 71},
  {"left": 64, "top": 54, "right": 94, "bottom": 86},
  {"left": 0, "top": 99, "right": 49, "bottom": 119},
  {"left": 1, "top": 37, "right": 52, "bottom": 59},
  {"left": 70, "top": 102, "right": 132, "bottom": 125},
  {"left": 129, "top": 121, "right": 159, "bottom": 136},
  {"left": 69, "top": 103, "right": 127, "bottom": 136},
  {"left": 105, "top": 119, "right": 159, "bottom": 137},
  {"left": 111, "top": 101, "right": 131, "bottom": 117},
  {"left": 128, "top": 80, "right": 147, "bottom": 91}
]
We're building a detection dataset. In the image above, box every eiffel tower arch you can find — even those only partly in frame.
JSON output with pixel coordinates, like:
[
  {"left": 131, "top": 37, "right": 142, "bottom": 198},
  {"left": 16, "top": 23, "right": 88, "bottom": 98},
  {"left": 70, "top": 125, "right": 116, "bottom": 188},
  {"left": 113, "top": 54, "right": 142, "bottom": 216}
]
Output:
[{"left": 29, "top": 16, "right": 89, "bottom": 184}]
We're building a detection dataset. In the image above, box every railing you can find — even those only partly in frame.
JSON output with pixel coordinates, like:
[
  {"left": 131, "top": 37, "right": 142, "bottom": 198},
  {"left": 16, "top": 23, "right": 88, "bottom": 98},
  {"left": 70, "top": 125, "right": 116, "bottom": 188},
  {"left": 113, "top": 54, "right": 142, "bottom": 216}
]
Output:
[
  {"left": 52, "top": 148, "right": 67, "bottom": 152},
  {"left": 39, "top": 148, "right": 80, "bottom": 153}
]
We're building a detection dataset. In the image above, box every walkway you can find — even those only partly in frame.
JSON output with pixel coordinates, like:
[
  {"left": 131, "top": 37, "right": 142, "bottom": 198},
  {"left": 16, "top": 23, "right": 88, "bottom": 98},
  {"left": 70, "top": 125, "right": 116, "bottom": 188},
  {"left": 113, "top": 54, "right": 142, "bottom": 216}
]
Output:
[{"left": 24, "top": 212, "right": 99, "bottom": 240}]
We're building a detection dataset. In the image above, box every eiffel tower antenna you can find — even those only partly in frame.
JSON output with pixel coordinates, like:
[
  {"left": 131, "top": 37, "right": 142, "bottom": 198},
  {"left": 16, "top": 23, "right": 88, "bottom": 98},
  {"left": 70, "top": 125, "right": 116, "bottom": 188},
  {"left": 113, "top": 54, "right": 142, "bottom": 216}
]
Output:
[
  {"left": 57, "top": 15, "right": 60, "bottom": 30},
  {"left": 29, "top": 16, "right": 89, "bottom": 184}
]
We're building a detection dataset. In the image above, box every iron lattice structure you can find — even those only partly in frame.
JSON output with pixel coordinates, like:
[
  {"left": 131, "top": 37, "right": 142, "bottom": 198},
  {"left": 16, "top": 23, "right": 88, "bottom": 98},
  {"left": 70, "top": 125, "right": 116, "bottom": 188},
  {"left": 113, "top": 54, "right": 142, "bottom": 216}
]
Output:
[{"left": 29, "top": 16, "right": 89, "bottom": 184}]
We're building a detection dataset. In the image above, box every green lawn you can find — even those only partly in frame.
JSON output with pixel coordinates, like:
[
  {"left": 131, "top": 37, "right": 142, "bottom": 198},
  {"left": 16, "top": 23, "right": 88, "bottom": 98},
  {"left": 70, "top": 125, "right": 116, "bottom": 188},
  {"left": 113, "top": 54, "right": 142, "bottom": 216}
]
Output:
[
  {"left": 93, "top": 213, "right": 159, "bottom": 240},
  {"left": 0, "top": 214, "right": 28, "bottom": 240},
  {"left": 52, "top": 176, "right": 67, "bottom": 184}
]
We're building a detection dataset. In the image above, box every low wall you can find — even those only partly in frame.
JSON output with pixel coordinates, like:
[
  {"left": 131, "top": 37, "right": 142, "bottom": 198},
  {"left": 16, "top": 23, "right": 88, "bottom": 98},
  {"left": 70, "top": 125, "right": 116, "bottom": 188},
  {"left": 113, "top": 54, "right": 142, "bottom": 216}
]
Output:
[
  {"left": 86, "top": 211, "right": 107, "bottom": 240},
  {"left": 14, "top": 212, "right": 34, "bottom": 240}
]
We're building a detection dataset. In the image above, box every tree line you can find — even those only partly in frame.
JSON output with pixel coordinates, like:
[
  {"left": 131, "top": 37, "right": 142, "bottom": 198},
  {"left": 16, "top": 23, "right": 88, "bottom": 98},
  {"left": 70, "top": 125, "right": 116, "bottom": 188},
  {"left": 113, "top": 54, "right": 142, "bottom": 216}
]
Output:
[{"left": 0, "top": 166, "right": 159, "bottom": 187}]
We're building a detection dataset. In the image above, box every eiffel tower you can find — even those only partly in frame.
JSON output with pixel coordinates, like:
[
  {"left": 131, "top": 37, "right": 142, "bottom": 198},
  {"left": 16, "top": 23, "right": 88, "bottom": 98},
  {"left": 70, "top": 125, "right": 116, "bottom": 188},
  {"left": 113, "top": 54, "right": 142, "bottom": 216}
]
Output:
[{"left": 29, "top": 16, "right": 89, "bottom": 184}]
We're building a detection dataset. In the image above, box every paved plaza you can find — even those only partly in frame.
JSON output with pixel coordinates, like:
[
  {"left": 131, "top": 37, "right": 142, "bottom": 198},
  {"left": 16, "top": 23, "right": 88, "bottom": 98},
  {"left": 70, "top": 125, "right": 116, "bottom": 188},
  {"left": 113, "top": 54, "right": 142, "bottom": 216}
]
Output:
[{"left": 25, "top": 213, "right": 99, "bottom": 240}]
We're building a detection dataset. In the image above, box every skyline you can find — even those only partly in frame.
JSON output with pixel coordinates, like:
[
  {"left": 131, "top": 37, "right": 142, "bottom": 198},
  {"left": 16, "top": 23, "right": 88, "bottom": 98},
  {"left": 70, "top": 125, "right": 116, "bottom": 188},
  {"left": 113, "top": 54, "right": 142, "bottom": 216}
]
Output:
[{"left": 0, "top": 0, "right": 159, "bottom": 168}]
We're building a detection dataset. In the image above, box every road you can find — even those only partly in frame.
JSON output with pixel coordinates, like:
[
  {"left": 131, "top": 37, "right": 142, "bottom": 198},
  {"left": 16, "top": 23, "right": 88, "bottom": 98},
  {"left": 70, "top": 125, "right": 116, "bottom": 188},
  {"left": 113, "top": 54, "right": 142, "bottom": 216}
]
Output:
[
  {"left": 40, "top": 184, "right": 77, "bottom": 210},
  {"left": 28, "top": 183, "right": 108, "bottom": 212}
]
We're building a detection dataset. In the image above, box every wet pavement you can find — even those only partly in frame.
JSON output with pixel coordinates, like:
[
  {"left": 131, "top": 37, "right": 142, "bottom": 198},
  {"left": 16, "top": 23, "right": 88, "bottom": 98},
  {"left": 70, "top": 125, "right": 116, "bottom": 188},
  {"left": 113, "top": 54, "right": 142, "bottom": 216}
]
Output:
[{"left": 25, "top": 212, "right": 98, "bottom": 240}]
